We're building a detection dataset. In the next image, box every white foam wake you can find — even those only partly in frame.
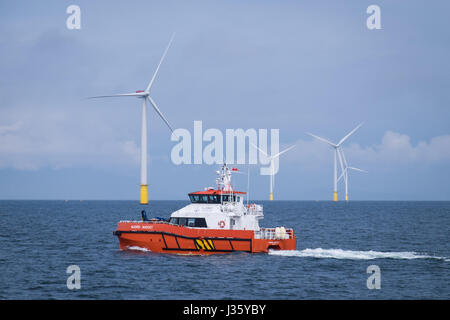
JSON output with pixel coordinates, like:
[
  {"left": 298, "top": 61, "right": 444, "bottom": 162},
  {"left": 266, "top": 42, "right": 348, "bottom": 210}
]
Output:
[
  {"left": 127, "top": 246, "right": 151, "bottom": 252},
  {"left": 269, "top": 248, "right": 449, "bottom": 261}
]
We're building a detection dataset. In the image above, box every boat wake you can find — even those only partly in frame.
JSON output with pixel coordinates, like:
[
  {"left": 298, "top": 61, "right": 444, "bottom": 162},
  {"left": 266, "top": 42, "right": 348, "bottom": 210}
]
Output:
[
  {"left": 268, "top": 248, "right": 450, "bottom": 261},
  {"left": 127, "top": 246, "right": 151, "bottom": 252}
]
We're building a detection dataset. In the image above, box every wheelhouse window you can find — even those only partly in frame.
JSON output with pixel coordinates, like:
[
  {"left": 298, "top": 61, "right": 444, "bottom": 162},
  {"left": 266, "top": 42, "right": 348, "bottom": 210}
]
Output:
[
  {"left": 221, "top": 195, "right": 236, "bottom": 202},
  {"left": 187, "top": 218, "right": 195, "bottom": 227},
  {"left": 189, "top": 195, "right": 201, "bottom": 203},
  {"left": 169, "top": 217, "right": 207, "bottom": 228},
  {"left": 189, "top": 194, "right": 221, "bottom": 204},
  {"left": 188, "top": 193, "right": 241, "bottom": 203}
]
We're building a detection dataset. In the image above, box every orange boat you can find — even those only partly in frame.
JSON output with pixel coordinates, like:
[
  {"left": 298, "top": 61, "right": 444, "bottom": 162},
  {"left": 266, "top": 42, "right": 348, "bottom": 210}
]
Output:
[{"left": 113, "top": 165, "right": 297, "bottom": 254}]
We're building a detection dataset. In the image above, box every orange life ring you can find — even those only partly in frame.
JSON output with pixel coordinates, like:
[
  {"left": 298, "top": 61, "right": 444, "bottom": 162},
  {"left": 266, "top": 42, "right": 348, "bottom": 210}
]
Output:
[{"left": 218, "top": 220, "right": 225, "bottom": 228}]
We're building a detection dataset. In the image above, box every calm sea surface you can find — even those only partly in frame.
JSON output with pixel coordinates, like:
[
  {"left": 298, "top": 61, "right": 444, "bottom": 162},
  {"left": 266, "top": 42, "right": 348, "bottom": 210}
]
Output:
[{"left": 0, "top": 200, "right": 448, "bottom": 299}]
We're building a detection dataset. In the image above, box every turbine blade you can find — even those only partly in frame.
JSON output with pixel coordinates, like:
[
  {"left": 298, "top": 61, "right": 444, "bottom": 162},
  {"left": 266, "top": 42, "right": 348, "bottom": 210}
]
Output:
[
  {"left": 337, "top": 169, "right": 347, "bottom": 182},
  {"left": 87, "top": 93, "right": 143, "bottom": 99},
  {"left": 307, "top": 133, "right": 337, "bottom": 147},
  {"left": 250, "top": 143, "right": 269, "bottom": 157},
  {"left": 348, "top": 166, "right": 368, "bottom": 173},
  {"left": 336, "top": 148, "right": 346, "bottom": 178},
  {"left": 337, "top": 122, "right": 363, "bottom": 146},
  {"left": 147, "top": 97, "right": 175, "bottom": 133},
  {"left": 271, "top": 144, "right": 295, "bottom": 159},
  {"left": 146, "top": 33, "right": 175, "bottom": 93},
  {"left": 339, "top": 147, "right": 349, "bottom": 167}
]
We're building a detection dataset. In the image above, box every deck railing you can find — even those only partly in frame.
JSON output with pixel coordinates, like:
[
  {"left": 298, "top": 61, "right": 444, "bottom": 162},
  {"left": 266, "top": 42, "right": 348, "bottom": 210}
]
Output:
[
  {"left": 246, "top": 204, "right": 263, "bottom": 215},
  {"left": 254, "top": 227, "right": 294, "bottom": 240}
]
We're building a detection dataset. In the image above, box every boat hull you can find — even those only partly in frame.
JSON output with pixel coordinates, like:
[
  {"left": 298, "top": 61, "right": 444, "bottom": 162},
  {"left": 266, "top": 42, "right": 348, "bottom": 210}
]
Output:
[{"left": 114, "top": 221, "right": 296, "bottom": 255}]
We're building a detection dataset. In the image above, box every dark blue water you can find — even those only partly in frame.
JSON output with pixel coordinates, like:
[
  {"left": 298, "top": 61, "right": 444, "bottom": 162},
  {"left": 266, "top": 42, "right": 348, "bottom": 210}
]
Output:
[{"left": 0, "top": 200, "right": 448, "bottom": 299}]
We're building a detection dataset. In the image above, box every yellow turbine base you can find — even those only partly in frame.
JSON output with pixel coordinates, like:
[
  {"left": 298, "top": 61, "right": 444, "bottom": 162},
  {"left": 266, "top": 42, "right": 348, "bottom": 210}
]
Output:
[
  {"left": 345, "top": 194, "right": 348, "bottom": 201},
  {"left": 270, "top": 193, "right": 273, "bottom": 201},
  {"left": 140, "top": 185, "right": 148, "bottom": 205},
  {"left": 333, "top": 191, "right": 338, "bottom": 202}
]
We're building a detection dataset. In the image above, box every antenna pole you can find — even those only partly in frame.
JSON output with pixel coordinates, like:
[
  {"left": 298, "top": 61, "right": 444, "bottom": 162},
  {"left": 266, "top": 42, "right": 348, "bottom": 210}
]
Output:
[{"left": 247, "top": 167, "right": 250, "bottom": 207}]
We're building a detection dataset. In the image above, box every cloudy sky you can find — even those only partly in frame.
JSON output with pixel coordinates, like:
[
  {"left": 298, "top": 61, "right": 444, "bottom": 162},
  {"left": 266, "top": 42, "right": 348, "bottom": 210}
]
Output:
[{"left": 1, "top": 0, "right": 449, "bottom": 200}]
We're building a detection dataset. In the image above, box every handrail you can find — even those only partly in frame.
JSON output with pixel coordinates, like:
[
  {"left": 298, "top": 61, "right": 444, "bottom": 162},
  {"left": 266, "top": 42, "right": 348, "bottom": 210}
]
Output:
[
  {"left": 254, "top": 227, "right": 294, "bottom": 240},
  {"left": 119, "top": 220, "right": 174, "bottom": 225},
  {"left": 246, "top": 203, "right": 263, "bottom": 215}
]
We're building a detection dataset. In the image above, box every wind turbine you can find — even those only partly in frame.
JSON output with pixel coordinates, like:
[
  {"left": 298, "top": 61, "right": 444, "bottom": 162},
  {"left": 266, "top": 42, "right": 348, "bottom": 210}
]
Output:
[
  {"left": 88, "top": 34, "right": 176, "bottom": 205},
  {"left": 336, "top": 148, "right": 368, "bottom": 201},
  {"left": 307, "top": 123, "right": 363, "bottom": 202},
  {"left": 252, "top": 143, "right": 295, "bottom": 201}
]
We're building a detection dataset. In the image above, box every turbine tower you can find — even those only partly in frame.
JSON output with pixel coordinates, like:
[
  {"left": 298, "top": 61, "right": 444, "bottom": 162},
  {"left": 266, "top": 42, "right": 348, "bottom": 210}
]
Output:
[
  {"left": 252, "top": 143, "right": 295, "bottom": 201},
  {"left": 88, "top": 34, "right": 176, "bottom": 205},
  {"left": 307, "top": 123, "right": 363, "bottom": 202},
  {"left": 336, "top": 148, "right": 368, "bottom": 201}
]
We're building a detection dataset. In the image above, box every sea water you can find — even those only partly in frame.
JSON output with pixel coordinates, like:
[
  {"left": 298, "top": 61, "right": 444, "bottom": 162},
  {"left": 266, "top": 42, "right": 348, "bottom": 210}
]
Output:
[{"left": 0, "top": 200, "right": 448, "bottom": 299}]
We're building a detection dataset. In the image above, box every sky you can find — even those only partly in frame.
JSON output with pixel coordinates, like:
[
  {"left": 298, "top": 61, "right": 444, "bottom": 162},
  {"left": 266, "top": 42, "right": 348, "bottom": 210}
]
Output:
[{"left": 0, "top": 0, "right": 449, "bottom": 200}]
